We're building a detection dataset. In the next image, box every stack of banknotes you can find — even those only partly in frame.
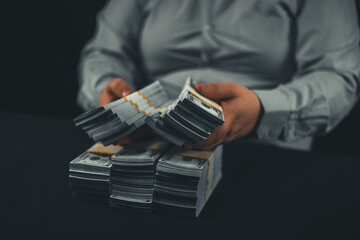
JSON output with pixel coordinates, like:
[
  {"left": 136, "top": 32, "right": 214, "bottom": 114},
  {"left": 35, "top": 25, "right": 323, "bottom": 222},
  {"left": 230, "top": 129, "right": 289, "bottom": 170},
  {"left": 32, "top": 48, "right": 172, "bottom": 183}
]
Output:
[
  {"left": 69, "top": 142, "right": 223, "bottom": 217},
  {"left": 73, "top": 78, "right": 225, "bottom": 147},
  {"left": 73, "top": 81, "right": 171, "bottom": 146},
  {"left": 146, "top": 79, "right": 224, "bottom": 146},
  {"left": 69, "top": 143, "right": 123, "bottom": 203},
  {"left": 153, "top": 145, "right": 223, "bottom": 217},
  {"left": 110, "top": 141, "right": 170, "bottom": 212}
]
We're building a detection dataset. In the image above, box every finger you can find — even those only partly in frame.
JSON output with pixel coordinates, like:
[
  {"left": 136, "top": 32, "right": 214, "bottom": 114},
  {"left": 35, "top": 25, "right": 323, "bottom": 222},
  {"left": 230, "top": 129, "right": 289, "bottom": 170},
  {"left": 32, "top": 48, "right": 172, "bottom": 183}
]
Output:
[
  {"left": 200, "top": 133, "right": 220, "bottom": 148},
  {"left": 201, "top": 115, "right": 234, "bottom": 148},
  {"left": 185, "top": 142, "right": 203, "bottom": 150},
  {"left": 108, "top": 78, "right": 133, "bottom": 98},
  {"left": 99, "top": 78, "right": 132, "bottom": 106},
  {"left": 117, "top": 137, "right": 132, "bottom": 145},
  {"left": 183, "top": 143, "right": 193, "bottom": 149},
  {"left": 99, "top": 88, "right": 117, "bottom": 106},
  {"left": 201, "top": 143, "right": 219, "bottom": 151},
  {"left": 186, "top": 127, "right": 223, "bottom": 150},
  {"left": 195, "top": 82, "right": 240, "bottom": 100}
]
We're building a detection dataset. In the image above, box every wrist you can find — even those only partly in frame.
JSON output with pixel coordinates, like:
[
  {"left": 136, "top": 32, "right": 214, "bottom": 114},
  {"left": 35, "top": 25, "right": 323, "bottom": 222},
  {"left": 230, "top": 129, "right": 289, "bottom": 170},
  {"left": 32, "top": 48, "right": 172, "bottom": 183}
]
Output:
[{"left": 245, "top": 100, "right": 264, "bottom": 139}]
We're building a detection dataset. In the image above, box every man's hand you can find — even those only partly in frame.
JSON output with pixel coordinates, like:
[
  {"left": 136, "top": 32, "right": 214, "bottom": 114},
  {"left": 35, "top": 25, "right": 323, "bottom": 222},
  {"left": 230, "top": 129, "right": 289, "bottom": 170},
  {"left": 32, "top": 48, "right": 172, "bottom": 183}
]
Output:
[
  {"left": 185, "top": 83, "right": 263, "bottom": 150},
  {"left": 98, "top": 77, "right": 150, "bottom": 143},
  {"left": 99, "top": 77, "right": 132, "bottom": 106}
]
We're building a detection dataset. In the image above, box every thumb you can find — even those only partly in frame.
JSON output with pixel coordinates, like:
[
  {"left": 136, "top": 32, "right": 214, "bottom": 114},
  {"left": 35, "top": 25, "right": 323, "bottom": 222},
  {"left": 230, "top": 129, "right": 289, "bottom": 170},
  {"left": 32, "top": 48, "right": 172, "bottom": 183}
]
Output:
[
  {"left": 108, "top": 77, "right": 133, "bottom": 98},
  {"left": 195, "top": 82, "right": 239, "bottom": 100}
]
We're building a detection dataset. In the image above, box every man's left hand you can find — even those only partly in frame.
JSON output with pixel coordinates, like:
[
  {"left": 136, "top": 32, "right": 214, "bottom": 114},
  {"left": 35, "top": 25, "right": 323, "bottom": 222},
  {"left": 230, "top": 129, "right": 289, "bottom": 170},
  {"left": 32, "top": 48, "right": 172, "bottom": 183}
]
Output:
[{"left": 185, "top": 82, "right": 263, "bottom": 150}]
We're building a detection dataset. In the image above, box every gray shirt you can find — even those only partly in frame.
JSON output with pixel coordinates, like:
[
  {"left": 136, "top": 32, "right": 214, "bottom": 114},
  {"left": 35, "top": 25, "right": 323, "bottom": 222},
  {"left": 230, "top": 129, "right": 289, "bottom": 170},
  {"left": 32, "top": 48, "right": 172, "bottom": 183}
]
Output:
[{"left": 77, "top": 0, "right": 360, "bottom": 148}]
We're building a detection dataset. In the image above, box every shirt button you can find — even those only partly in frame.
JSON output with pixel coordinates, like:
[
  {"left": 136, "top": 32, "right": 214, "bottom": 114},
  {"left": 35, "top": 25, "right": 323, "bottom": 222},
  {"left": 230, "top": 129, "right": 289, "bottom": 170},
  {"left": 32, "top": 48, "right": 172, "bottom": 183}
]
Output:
[{"left": 202, "top": 24, "right": 212, "bottom": 31}]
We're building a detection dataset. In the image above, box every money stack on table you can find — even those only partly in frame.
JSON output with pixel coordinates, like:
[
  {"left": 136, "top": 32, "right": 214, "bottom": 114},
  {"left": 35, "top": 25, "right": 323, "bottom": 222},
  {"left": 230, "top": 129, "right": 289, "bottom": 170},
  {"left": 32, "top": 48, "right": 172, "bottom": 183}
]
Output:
[
  {"left": 69, "top": 143, "right": 123, "bottom": 203},
  {"left": 110, "top": 141, "right": 170, "bottom": 212},
  {"left": 73, "top": 77, "right": 225, "bottom": 147},
  {"left": 71, "top": 77, "right": 225, "bottom": 217},
  {"left": 69, "top": 142, "right": 223, "bottom": 217},
  {"left": 153, "top": 145, "right": 223, "bottom": 217}
]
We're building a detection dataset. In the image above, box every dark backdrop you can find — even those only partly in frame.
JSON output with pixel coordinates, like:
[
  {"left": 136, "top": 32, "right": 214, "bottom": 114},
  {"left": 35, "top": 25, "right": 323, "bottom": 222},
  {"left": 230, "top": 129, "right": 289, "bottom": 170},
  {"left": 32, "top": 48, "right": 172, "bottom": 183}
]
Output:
[
  {"left": 0, "top": 0, "right": 107, "bottom": 118},
  {"left": 1, "top": 0, "right": 360, "bottom": 157}
]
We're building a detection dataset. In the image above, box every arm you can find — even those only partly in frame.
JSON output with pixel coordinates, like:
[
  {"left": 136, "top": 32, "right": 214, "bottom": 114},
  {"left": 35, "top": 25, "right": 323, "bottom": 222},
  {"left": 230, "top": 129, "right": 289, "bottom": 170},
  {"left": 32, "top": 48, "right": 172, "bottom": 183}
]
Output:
[
  {"left": 187, "top": 0, "right": 360, "bottom": 150},
  {"left": 254, "top": 0, "right": 360, "bottom": 142},
  {"left": 77, "top": 0, "right": 143, "bottom": 110}
]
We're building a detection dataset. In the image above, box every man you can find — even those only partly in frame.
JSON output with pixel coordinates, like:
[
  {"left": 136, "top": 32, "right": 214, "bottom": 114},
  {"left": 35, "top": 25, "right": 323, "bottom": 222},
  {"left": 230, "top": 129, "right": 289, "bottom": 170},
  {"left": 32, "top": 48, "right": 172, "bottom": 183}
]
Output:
[{"left": 77, "top": 0, "right": 360, "bottom": 150}]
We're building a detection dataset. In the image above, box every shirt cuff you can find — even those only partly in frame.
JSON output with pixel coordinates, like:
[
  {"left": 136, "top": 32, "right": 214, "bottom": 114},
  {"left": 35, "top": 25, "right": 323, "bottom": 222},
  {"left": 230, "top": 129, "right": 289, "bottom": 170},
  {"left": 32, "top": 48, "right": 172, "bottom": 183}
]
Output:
[{"left": 253, "top": 88, "right": 291, "bottom": 141}]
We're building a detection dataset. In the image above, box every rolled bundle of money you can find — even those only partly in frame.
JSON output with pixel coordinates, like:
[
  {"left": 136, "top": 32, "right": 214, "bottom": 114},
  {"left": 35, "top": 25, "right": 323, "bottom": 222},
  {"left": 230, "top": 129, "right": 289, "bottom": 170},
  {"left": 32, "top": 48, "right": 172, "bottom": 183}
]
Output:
[
  {"left": 145, "top": 77, "right": 225, "bottom": 147},
  {"left": 153, "top": 145, "right": 223, "bottom": 217},
  {"left": 110, "top": 141, "right": 170, "bottom": 212},
  {"left": 73, "top": 81, "right": 171, "bottom": 146},
  {"left": 69, "top": 143, "right": 123, "bottom": 203}
]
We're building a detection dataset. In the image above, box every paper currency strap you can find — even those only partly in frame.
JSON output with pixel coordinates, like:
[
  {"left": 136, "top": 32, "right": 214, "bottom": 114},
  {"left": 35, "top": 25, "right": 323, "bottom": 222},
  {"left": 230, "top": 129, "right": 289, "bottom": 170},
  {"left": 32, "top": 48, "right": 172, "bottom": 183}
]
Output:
[
  {"left": 172, "top": 150, "right": 215, "bottom": 203},
  {"left": 186, "top": 85, "right": 223, "bottom": 113},
  {"left": 123, "top": 91, "right": 169, "bottom": 115},
  {"left": 86, "top": 143, "right": 123, "bottom": 155}
]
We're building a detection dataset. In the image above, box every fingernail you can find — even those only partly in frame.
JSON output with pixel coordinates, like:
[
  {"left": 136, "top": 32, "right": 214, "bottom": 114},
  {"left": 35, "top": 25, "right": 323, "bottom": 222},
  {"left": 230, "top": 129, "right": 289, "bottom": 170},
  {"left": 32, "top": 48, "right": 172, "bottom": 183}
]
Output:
[
  {"left": 195, "top": 84, "right": 202, "bottom": 91},
  {"left": 122, "top": 90, "right": 130, "bottom": 97}
]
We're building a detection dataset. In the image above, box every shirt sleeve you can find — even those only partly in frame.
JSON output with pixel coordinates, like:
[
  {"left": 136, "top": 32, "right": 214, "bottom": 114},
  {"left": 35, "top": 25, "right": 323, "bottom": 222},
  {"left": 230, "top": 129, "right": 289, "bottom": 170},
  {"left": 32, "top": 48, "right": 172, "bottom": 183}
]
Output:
[
  {"left": 253, "top": 0, "right": 360, "bottom": 142},
  {"left": 77, "top": 0, "right": 143, "bottom": 110}
]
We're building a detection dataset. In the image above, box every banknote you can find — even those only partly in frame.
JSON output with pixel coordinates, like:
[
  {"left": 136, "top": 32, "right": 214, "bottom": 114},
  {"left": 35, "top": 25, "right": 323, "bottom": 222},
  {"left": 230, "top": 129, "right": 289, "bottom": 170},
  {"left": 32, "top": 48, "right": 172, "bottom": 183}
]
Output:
[{"left": 153, "top": 145, "right": 223, "bottom": 217}]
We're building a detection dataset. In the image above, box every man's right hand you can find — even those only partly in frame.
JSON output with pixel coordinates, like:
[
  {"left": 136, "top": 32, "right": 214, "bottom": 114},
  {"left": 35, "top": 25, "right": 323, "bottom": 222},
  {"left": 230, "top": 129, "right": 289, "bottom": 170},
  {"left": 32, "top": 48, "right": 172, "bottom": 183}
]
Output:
[
  {"left": 98, "top": 77, "right": 149, "bottom": 144},
  {"left": 99, "top": 77, "right": 133, "bottom": 106}
]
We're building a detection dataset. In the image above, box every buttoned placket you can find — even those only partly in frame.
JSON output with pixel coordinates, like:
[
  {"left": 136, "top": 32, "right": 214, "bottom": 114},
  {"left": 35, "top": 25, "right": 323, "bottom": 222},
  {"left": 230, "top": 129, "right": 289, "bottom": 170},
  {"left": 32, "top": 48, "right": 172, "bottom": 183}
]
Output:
[{"left": 200, "top": 0, "right": 214, "bottom": 66}]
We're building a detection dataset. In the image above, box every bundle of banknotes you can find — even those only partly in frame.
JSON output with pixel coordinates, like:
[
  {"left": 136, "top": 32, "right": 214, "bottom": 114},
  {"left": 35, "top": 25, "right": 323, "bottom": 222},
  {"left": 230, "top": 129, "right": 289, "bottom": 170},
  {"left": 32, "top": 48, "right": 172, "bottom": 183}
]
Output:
[
  {"left": 69, "top": 142, "right": 223, "bottom": 217},
  {"left": 110, "top": 141, "right": 170, "bottom": 212},
  {"left": 153, "top": 146, "right": 223, "bottom": 217},
  {"left": 69, "top": 143, "right": 123, "bottom": 203},
  {"left": 73, "top": 78, "right": 225, "bottom": 147},
  {"left": 73, "top": 81, "right": 171, "bottom": 146}
]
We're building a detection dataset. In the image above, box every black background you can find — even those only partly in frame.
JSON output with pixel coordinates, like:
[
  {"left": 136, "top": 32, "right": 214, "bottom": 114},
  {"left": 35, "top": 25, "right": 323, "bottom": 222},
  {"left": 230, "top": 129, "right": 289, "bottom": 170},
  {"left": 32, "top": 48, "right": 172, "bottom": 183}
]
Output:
[{"left": 1, "top": 0, "right": 360, "bottom": 157}]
